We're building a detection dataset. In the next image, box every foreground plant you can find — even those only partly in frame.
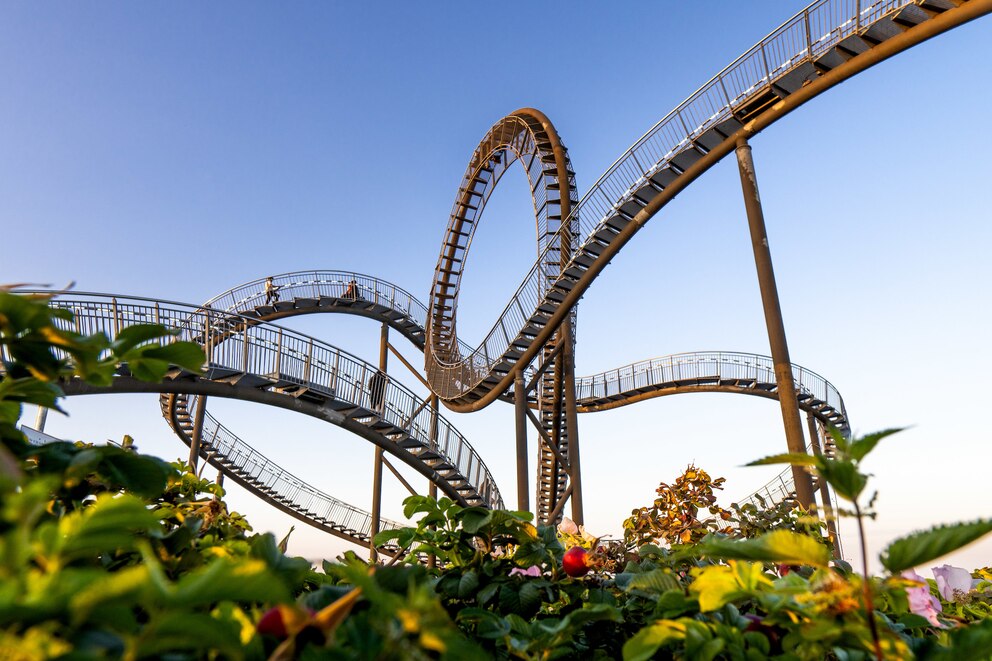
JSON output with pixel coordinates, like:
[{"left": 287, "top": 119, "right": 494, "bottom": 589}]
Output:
[{"left": 623, "top": 428, "right": 992, "bottom": 660}]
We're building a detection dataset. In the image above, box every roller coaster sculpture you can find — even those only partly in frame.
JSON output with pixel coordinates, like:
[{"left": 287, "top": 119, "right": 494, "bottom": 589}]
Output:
[{"left": 16, "top": 0, "right": 990, "bottom": 556}]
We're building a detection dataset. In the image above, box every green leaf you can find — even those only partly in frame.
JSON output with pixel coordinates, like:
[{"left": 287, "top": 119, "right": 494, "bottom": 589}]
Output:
[
  {"left": 827, "top": 425, "right": 850, "bottom": 454},
  {"left": 133, "top": 342, "right": 205, "bottom": 373},
  {"left": 817, "top": 459, "right": 867, "bottom": 501},
  {"left": 457, "top": 569, "right": 479, "bottom": 600},
  {"left": 457, "top": 607, "right": 510, "bottom": 639},
  {"left": 458, "top": 508, "right": 492, "bottom": 535},
  {"left": 848, "top": 427, "right": 903, "bottom": 462},
  {"left": 134, "top": 611, "right": 244, "bottom": 659},
  {"left": 880, "top": 519, "right": 992, "bottom": 573},
  {"left": 517, "top": 581, "right": 543, "bottom": 619},
  {"left": 57, "top": 494, "right": 163, "bottom": 560},
  {"left": 623, "top": 620, "right": 686, "bottom": 661},
  {"left": 70, "top": 565, "right": 150, "bottom": 624},
  {"left": 168, "top": 557, "right": 291, "bottom": 607},
  {"left": 746, "top": 453, "right": 819, "bottom": 467},
  {"left": 625, "top": 569, "right": 681, "bottom": 595},
  {"left": 699, "top": 530, "right": 830, "bottom": 567},
  {"left": 110, "top": 324, "right": 176, "bottom": 355},
  {"left": 250, "top": 533, "right": 310, "bottom": 590},
  {"left": 925, "top": 619, "right": 992, "bottom": 661},
  {"left": 74, "top": 445, "right": 171, "bottom": 492}
]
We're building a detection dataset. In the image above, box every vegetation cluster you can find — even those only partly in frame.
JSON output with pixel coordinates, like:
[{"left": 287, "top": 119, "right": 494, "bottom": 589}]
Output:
[{"left": 1, "top": 290, "right": 990, "bottom": 660}]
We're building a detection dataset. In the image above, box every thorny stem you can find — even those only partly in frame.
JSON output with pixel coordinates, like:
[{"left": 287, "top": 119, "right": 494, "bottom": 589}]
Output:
[{"left": 854, "top": 500, "right": 883, "bottom": 661}]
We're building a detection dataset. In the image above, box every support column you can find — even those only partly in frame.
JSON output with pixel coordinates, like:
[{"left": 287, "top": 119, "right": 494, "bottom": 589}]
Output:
[
  {"left": 425, "top": 394, "right": 439, "bottom": 568},
  {"left": 370, "top": 323, "right": 389, "bottom": 562},
  {"left": 188, "top": 395, "right": 207, "bottom": 472},
  {"left": 806, "top": 413, "right": 840, "bottom": 554},
  {"left": 514, "top": 371, "right": 530, "bottom": 513},
  {"left": 735, "top": 138, "right": 815, "bottom": 509},
  {"left": 561, "top": 320, "right": 583, "bottom": 525},
  {"left": 34, "top": 406, "right": 48, "bottom": 432}
]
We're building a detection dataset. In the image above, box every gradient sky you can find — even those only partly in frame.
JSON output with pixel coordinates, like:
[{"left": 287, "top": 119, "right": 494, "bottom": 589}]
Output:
[{"left": 2, "top": 2, "right": 990, "bottom": 573}]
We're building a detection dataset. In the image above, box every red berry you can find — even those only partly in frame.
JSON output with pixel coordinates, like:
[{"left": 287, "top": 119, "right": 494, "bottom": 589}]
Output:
[
  {"left": 257, "top": 607, "right": 289, "bottom": 638},
  {"left": 563, "top": 547, "right": 590, "bottom": 577}
]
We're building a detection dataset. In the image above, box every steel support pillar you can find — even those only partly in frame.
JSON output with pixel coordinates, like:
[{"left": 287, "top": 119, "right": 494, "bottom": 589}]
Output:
[
  {"left": 34, "top": 406, "right": 48, "bottom": 432},
  {"left": 735, "top": 138, "right": 815, "bottom": 509},
  {"left": 370, "top": 323, "right": 389, "bottom": 562},
  {"left": 428, "top": 394, "right": 439, "bottom": 569},
  {"left": 514, "top": 371, "right": 529, "bottom": 513},
  {"left": 561, "top": 321, "right": 583, "bottom": 524},
  {"left": 806, "top": 413, "right": 840, "bottom": 554},
  {"left": 188, "top": 394, "right": 207, "bottom": 472}
]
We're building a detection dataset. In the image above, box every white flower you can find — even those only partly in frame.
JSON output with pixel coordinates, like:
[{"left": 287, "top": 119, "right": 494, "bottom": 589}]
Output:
[
  {"left": 932, "top": 564, "right": 973, "bottom": 602},
  {"left": 558, "top": 517, "right": 579, "bottom": 535}
]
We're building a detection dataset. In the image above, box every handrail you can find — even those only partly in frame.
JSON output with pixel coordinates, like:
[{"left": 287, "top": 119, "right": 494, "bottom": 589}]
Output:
[
  {"left": 181, "top": 396, "right": 405, "bottom": 539},
  {"left": 204, "top": 270, "right": 428, "bottom": 328},
  {"left": 575, "top": 351, "right": 848, "bottom": 425},
  {"left": 31, "top": 292, "right": 503, "bottom": 510},
  {"left": 424, "top": 0, "right": 932, "bottom": 401},
  {"left": 203, "top": 270, "right": 485, "bottom": 358}
]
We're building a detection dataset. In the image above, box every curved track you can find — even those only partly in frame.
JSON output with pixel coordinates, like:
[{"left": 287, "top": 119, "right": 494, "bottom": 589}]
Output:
[
  {"left": 425, "top": 0, "right": 991, "bottom": 414},
  {"left": 191, "top": 274, "right": 851, "bottom": 523},
  {"left": 42, "top": 293, "right": 502, "bottom": 550},
  {"left": 14, "top": 0, "right": 989, "bottom": 549}
]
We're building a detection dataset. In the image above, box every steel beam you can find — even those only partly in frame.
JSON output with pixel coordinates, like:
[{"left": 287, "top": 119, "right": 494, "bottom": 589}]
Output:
[
  {"left": 188, "top": 394, "right": 207, "bottom": 472},
  {"left": 735, "top": 138, "right": 815, "bottom": 509},
  {"left": 514, "top": 371, "right": 529, "bottom": 513},
  {"left": 562, "top": 322, "right": 583, "bottom": 524},
  {"left": 370, "top": 322, "right": 389, "bottom": 562},
  {"left": 807, "top": 412, "right": 840, "bottom": 555},
  {"left": 439, "top": 0, "right": 992, "bottom": 414}
]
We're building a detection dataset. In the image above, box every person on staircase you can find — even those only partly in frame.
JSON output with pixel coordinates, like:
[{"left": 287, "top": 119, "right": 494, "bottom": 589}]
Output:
[
  {"left": 368, "top": 369, "right": 387, "bottom": 414},
  {"left": 344, "top": 279, "right": 361, "bottom": 301},
  {"left": 264, "top": 277, "right": 281, "bottom": 305}
]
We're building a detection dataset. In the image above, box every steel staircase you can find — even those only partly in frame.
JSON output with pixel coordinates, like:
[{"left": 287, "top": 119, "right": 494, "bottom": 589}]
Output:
[{"left": 423, "top": 0, "right": 987, "bottom": 410}]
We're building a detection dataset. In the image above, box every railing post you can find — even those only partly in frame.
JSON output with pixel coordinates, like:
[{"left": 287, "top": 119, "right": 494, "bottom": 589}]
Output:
[
  {"left": 111, "top": 297, "right": 120, "bottom": 337},
  {"left": 735, "top": 137, "right": 815, "bottom": 509},
  {"left": 304, "top": 338, "right": 313, "bottom": 383},
  {"left": 274, "top": 329, "right": 282, "bottom": 377},
  {"left": 242, "top": 325, "right": 250, "bottom": 374},
  {"left": 203, "top": 311, "right": 212, "bottom": 366}
]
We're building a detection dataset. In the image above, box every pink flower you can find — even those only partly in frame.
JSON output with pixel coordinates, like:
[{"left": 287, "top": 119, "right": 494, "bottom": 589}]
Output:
[
  {"left": 558, "top": 517, "right": 579, "bottom": 535},
  {"left": 932, "top": 564, "right": 973, "bottom": 602},
  {"left": 509, "top": 565, "right": 542, "bottom": 578},
  {"left": 902, "top": 570, "right": 942, "bottom": 627}
]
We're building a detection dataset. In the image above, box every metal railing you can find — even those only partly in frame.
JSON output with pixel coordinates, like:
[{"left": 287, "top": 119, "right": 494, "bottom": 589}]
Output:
[
  {"left": 35, "top": 292, "right": 503, "bottom": 510},
  {"left": 205, "top": 270, "right": 487, "bottom": 360},
  {"left": 204, "top": 271, "right": 429, "bottom": 331},
  {"left": 179, "top": 395, "right": 404, "bottom": 539},
  {"left": 575, "top": 351, "right": 848, "bottom": 426},
  {"left": 426, "top": 0, "right": 921, "bottom": 399}
]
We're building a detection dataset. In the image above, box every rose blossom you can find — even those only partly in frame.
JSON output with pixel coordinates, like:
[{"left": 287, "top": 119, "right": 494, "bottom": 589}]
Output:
[
  {"left": 902, "top": 570, "right": 942, "bottom": 627},
  {"left": 508, "top": 565, "right": 542, "bottom": 578},
  {"left": 932, "top": 564, "right": 973, "bottom": 602}
]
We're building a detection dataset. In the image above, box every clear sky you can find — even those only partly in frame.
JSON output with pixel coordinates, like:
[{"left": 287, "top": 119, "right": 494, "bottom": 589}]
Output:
[{"left": 2, "top": 2, "right": 990, "bottom": 574}]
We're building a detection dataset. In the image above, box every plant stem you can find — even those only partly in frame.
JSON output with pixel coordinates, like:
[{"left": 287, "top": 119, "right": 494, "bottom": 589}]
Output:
[{"left": 853, "top": 500, "right": 883, "bottom": 661}]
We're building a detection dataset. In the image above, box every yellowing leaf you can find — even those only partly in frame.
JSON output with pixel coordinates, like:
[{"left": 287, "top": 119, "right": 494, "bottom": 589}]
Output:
[
  {"left": 690, "top": 565, "right": 740, "bottom": 612},
  {"left": 313, "top": 587, "right": 362, "bottom": 634}
]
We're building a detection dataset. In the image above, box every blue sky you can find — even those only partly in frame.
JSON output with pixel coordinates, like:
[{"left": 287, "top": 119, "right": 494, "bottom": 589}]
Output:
[{"left": 3, "top": 2, "right": 990, "bottom": 572}]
